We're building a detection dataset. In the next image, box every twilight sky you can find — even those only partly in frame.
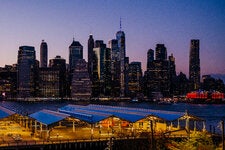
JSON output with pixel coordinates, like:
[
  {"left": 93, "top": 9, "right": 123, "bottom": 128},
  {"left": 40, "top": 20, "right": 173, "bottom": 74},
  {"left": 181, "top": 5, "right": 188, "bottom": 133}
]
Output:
[{"left": 0, "top": 0, "right": 225, "bottom": 76}]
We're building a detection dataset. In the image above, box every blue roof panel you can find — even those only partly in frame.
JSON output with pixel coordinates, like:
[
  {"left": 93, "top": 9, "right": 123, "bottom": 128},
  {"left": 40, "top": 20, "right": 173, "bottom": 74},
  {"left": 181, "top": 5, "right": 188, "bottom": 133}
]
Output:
[
  {"left": 0, "top": 106, "right": 15, "bottom": 119},
  {"left": 59, "top": 104, "right": 199, "bottom": 123},
  {"left": 59, "top": 105, "right": 112, "bottom": 124},
  {"left": 29, "top": 109, "right": 70, "bottom": 125}
]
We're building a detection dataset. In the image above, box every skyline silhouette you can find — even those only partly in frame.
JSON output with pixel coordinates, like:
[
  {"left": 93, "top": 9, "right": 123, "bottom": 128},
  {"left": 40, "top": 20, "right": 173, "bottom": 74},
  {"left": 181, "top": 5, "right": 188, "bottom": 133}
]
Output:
[{"left": 0, "top": 0, "right": 225, "bottom": 76}]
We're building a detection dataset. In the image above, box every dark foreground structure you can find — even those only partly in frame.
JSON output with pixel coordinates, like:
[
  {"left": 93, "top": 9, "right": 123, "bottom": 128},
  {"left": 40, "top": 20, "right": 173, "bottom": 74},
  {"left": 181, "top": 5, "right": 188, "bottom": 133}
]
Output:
[{"left": 0, "top": 138, "right": 150, "bottom": 150}]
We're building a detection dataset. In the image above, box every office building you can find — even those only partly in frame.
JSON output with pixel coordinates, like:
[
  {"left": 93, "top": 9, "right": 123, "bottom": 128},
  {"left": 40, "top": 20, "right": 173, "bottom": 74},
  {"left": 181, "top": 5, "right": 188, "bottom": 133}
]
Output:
[
  {"left": 92, "top": 41, "right": 112, "bottom": 97},
  {"left": 145, "top": 44, "right": 170, "bottom": 98},
  {"left": 40, "top": 40, "right": 48, "bottom": 68},
  {"left": 155, "top": 44, "right": 167, "bottom": 61},
  {"left": 116, "top": 26, "right": 126, "bottom": 97},
  {"left": 69, "top": 38, "right": 83, "bottom": 71},
  {"left": 39, "top": 68, "right": 60, "bottom": 98},
  {"left": 0, "top": 65, "right": 17, "bottom": 98},
  {"left": 88, "top": 34, "right": 94, "bottom": 80},
  {"left": 71, "top": 59, "right": 92, "bottom": 100},
  {"left": 147, "top": 49, "right": 154, "bottom": 70},
  {"left": 128, "top": 62, "right": 142, "bottom": 98},
  {"left": 168, "top": 53, "right": 176, "bottom": 95},
  {"left": 189, "top": 39, "right": 200, "bottom": 91},
  {"left": 49, "top": 56, "right": 67, "bottom": 97},
  {"left": 108, "top": 39, "right": 120, "bottom": 97},
  {"left": 17, "top": 46, "right": 38, "bottom": 98}
]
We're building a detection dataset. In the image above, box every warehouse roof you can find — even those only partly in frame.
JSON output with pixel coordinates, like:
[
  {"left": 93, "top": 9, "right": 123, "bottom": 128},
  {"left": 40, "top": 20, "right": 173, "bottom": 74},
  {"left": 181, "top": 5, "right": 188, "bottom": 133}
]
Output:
[
  {"left": 59, "top": 104, "right": 193, "bottom": 123},
  {"left": 0, "top": 106, "right": 15, "bottom": 119},
  {"left": 29, "top": 109, "right": 70, "bottom": 126},
  {"left": 59, "top": 105, "right": 113, "bottom": 124}
]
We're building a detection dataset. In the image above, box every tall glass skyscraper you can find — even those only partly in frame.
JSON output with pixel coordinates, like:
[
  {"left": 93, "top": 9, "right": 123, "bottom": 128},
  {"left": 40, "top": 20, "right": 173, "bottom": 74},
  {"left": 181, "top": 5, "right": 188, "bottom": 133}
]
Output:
[
  {"left": 108, "top": 39, "right": 120, "bottom": 97},
  {"left": 69, "top": 38, "right": 83, "bottom": 71},
  {"left": 40, "top": 40, "right": 48, "bottom": 68},
  {"left": 147, "top": 49, "right": 154, "bottom": 70},
  {"left": 189, "top": 39, "right": 200, "bottom": 91},
  {"left": 116, "top": 27, "right": 126, "bottom": 97},
  {"left": 17, "top": 46, "right": 37, "bottom": 98},
  {"left": 88, "top": 34, "right": 94, "bottom": 80}
]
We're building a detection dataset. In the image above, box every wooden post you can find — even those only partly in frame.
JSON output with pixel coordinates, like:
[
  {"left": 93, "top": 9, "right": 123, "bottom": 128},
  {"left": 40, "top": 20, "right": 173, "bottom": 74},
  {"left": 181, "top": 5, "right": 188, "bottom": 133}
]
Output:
[
  {"left": 72, "top": 120, "right": 75, "bottom": 132},
  {"left": 150, "top": 120, "right": 154, "bottom": 150},
  {"left": 177, "top": 119, "right": 180, "bottom": 129},
  {"left": 222, "top": 120, "right": 224, "bottom": 150}
]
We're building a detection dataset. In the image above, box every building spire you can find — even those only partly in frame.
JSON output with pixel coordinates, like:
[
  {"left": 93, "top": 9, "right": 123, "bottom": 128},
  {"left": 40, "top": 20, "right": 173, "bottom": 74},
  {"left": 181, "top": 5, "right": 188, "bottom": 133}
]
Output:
[{"left": 120, "top": 17, "right": 122, "bottom": 31}]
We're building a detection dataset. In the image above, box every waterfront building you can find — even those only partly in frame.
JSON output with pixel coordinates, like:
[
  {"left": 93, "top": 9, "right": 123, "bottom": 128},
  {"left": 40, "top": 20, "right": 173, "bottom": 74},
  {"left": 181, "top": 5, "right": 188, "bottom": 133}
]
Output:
[
  {"left": 108, "top": 39, "right": 120, "bottom": 97},
  {"left": 49, "top": 56, "right": 67, "bottom": 97},
  {"left": 0, "top": 65, "right": 17, "bottom": 98},
  {"left": 71, "top": 59, "right": 92, "bottom": 100},
  {"left": 128, "top": 62, "right": 142, "bottom": 98},
  {"left": 88, "top": 34, "right": 94, "bottom": 81},
  {"left": 17, "top": 46, "right": 39, "bottom": 98},
  {"left": 69, "top": 38, "right": 83, "bottom": 72},
  {"left": 39, "top": 67, "right": 60, "bottom": 98},
  {"left": 40, "top": 40, "right": 48, "bottom": 68},
  {"left": 189, "top": 39, "right": 200, "bottom": 91}
]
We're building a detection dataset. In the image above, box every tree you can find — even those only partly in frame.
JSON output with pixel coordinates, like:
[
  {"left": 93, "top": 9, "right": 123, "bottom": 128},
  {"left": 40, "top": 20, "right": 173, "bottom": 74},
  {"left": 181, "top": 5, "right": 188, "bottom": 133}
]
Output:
[{"left": 168, "top": 132, "right": 215, "bottom": 150}]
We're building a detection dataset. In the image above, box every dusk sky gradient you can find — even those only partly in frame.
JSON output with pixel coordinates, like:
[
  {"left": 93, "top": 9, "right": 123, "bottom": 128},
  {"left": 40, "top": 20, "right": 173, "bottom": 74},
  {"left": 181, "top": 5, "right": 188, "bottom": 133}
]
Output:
[{"left": 0, "top": 0, "right": 225, "bottom": 76}]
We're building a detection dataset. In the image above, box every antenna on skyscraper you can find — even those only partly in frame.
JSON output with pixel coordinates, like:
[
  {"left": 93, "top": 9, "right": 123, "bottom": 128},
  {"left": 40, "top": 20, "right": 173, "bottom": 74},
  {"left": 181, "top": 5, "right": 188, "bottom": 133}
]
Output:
[{"left": 120, "top": 17, "right": 122, "bottom": 31}]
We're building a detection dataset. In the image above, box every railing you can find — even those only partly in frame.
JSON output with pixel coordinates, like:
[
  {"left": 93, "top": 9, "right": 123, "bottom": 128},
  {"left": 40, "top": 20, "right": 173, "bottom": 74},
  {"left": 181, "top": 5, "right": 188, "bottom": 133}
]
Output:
[{"left": 0, "top": 136, "right": 148, "bottom": 148}]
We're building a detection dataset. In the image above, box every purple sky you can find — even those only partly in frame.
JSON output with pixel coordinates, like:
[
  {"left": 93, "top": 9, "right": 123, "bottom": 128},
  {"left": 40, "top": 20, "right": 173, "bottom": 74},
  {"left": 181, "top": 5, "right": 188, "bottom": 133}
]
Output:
[{"left": 0, "top": 0, "right": 225, "bottom": 76}]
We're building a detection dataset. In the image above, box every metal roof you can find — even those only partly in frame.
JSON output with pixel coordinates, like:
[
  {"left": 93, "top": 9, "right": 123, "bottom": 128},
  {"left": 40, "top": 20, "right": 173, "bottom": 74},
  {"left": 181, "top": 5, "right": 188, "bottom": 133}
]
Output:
[
  {"left": 59, "top": 105, "right": 113, "bottom": 124},
  {"left": 0, "top": 106, "right": 15, "bottom": 119},
  {"left": 86, "top": 104, "right": 184, "bottom": 122},
  {"left": 59, "top": 104, "right": 188, "bottom": 123},
  {"left": 29, "top": 109, "right": 70, "bottom": 126}
]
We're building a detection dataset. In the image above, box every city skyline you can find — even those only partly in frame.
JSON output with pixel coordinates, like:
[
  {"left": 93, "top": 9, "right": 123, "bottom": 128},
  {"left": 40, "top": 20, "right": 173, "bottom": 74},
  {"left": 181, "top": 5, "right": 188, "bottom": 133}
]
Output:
[{"left": 0, "top": 0, "right": 225, "bottom": 76}]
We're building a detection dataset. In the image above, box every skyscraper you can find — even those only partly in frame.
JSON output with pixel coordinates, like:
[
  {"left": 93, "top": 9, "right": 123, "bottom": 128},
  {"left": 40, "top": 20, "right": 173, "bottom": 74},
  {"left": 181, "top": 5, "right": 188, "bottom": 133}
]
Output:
[
  {"left": 116, "top": 21, "right": 126, "bottom": 97},
  {"left": 189, "top": 39, "right": 200, "bottom": 91},
  {"left": 108, "top": 39, "right": 120, "bottom": 97},
  {"left": 88, "top": 34, "right": 94, "bottom": 80},
  {"left": 128, "top": 62, "right": 142, "bottom": 98},
  {"left": 69, "top": 38, "right": 83, "bottom": 71},
  {"left": 147, "top": 49, "right": 154, "bottom": 70},
  {"left": 40, "top": 40, "right": 48, "bottom": 68},
  {"left": 71, "top": 59, "right": 92, "bottom": 100},
  {"left": 49, "top": 55, "right": 67, "bottom": 97},
  {"left": 169, "top": 53, "right": 176, "bottom": 95},
  {"left": 17, "top": 46, "right": 38, "bottom": 98},
  {"left": 92, "top": 41, "right": 112, "bottom": 97},
  {"left": 155, "top": 44, "right": 167, "bottom": 61},
  {"left": 145, "top": 44, "right": 170, "bottom": 98}
]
